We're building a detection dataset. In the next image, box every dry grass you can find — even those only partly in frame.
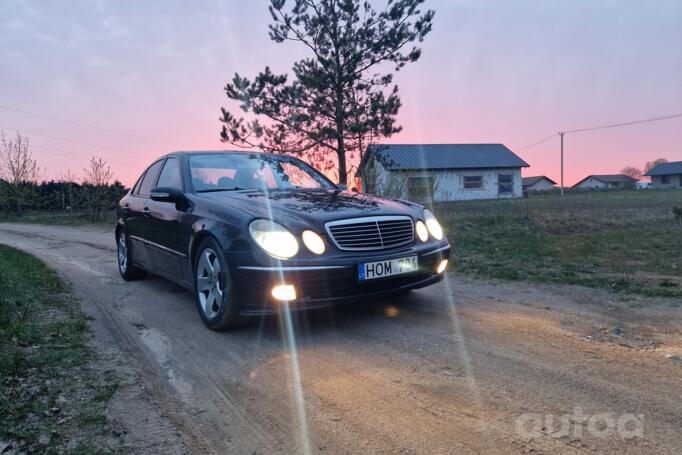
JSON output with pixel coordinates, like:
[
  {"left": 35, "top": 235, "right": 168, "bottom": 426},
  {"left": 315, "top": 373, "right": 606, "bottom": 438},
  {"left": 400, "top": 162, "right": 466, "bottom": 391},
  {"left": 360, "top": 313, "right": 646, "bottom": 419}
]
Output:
[
  {"left": 433, "top": 189, "right": 682, "bottom": 298},
  {"left": 0, "top": 245, "right": 123, "bottom": 453}
]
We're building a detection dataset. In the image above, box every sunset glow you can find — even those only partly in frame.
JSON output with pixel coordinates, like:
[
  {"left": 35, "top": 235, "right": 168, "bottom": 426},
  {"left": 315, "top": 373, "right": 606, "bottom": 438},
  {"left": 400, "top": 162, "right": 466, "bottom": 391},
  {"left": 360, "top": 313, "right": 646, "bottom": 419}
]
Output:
[{"left": 1, "top": 0, "right": 680, "bottom": 186}]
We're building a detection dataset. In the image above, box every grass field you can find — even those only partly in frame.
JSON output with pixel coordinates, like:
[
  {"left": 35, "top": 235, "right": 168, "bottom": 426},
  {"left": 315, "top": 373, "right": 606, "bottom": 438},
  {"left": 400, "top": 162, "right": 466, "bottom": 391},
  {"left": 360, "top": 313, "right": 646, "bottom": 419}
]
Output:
[
  {"left": 0, "top": 245, "right": 122, "bottom": 453},
  {"left": 434, "top": 189, "right": 682, "bottom": 299}
]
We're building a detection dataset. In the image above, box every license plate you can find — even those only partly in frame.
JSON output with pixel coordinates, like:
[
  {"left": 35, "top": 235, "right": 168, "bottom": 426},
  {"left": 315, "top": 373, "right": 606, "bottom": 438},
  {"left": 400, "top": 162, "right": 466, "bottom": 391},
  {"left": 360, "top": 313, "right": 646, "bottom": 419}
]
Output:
[{"left": 358, "top": 256, "right": 418, "bottom": 281}]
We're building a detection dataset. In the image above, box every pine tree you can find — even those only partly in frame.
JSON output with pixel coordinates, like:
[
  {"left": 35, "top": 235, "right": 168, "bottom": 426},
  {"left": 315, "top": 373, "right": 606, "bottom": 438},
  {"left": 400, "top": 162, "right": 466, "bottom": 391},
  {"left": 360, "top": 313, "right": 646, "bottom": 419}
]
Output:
[{"left": 220, "top": 0, "right": 434, "bottom": 184}]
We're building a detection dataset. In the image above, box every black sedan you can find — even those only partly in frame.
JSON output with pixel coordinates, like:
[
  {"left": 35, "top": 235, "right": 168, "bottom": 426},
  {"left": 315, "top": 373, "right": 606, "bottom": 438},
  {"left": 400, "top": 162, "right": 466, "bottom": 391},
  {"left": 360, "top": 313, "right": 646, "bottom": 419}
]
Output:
[{"left": 115, "top": 151, "right": 451, "bottom": 330}]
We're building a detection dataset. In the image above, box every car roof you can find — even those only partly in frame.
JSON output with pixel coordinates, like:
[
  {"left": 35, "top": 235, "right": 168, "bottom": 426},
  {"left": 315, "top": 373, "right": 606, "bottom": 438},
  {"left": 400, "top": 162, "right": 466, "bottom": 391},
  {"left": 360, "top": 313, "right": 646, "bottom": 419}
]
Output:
[
  {"left": 168, "top": 150, "right": 271, "bottom": 157},
  {"left": 159, "top": 150, "right": 299, "bottom": 162}
]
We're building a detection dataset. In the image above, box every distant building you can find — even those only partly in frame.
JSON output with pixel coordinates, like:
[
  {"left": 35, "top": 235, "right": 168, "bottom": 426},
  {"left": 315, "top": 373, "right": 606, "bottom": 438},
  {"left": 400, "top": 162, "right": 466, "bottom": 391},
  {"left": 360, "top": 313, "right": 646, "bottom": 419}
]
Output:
[
  {"left": 572, "top": 174, "right": 638, "bottom": 190},
  {"left": 522, "top": 176, "right": 556, "bottom": 191},
  {"left": 358, "top": 144, "right": 529, "bottom": 202},
  {"left": 643, "top": 161, "right": 682, "bottom": 189}
]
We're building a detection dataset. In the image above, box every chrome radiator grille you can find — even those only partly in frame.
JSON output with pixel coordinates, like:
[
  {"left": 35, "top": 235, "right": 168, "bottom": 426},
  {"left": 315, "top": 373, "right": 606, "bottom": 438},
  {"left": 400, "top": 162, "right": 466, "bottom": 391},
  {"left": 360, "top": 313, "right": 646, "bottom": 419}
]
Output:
[{"left": 325, "top": 216, "right": 414, "bottom": 251}]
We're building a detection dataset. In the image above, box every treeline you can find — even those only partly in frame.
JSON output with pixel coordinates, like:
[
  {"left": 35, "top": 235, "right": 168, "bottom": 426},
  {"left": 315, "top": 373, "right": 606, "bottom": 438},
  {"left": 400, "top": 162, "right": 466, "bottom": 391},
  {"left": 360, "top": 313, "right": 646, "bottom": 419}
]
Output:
[
  {"left": 0, "top": 179, "right": 128, "bottom": 219},
  {"left": 1, "top": 131, "right": 128, "bottom": 221}
]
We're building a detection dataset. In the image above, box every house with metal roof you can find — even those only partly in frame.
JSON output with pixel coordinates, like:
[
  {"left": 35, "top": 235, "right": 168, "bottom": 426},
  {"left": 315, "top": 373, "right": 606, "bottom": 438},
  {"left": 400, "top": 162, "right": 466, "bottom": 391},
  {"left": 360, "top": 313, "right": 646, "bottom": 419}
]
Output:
[
  {"left": 643, "top": 161, "right": 682, "bottom": 189},
  {"left": 357, "top": 144, "right": 529, "bottom": 202},
  {"left": 522, "top": 176, "right": 557, "bottom": 192},
  {"left": 572, "top": 174, "right": 638, "bottom": 190}
]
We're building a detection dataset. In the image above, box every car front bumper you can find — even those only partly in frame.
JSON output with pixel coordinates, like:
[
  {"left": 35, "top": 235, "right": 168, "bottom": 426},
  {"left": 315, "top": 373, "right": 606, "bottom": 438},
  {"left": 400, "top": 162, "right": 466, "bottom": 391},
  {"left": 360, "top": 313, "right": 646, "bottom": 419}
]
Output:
[{"left": 231, "top": 243, "right": 451, "bottom": 316}]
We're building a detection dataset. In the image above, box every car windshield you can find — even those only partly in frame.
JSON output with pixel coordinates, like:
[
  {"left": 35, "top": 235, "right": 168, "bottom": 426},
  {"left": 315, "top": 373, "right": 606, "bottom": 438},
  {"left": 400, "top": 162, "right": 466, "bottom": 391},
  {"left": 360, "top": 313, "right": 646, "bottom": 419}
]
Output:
[{"left": 189, "top": 153, "right": 334, "bottom": 192}]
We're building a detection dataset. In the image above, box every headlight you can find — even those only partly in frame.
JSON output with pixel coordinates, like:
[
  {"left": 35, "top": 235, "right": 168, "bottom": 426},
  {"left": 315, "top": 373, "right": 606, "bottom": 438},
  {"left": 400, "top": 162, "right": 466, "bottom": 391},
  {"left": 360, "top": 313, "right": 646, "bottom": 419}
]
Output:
[
  {"left": 302, "top": 230, "right": 326, "bottom": 255},
  {"left": 423, "top": 209, "right": 443, "bottom": 240},
  {"left": 415, "top": 220, "right": 429, "bottom": 242},
  {"left": 249, "top": 219, "right": 299, "bottom": 259}
]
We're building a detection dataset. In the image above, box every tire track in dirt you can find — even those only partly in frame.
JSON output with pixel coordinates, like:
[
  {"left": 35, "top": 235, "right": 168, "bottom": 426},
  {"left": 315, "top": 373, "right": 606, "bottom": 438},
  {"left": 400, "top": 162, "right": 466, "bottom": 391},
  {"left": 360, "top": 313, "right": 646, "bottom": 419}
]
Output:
[{"left": 1, "top": 223, "right": 681, "bottom": 454}]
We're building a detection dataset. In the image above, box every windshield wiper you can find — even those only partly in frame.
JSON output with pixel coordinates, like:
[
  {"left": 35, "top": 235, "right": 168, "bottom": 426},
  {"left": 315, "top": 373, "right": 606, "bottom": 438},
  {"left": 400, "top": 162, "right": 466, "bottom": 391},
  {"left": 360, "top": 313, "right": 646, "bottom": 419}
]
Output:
[{"left": 196, "top": 187, "right": 248, "bottom": 193}]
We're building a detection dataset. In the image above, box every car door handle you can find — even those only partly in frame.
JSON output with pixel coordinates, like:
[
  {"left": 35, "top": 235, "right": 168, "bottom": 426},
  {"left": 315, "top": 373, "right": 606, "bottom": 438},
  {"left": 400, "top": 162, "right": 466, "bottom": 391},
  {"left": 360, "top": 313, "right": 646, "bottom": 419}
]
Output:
[{"left": 143, "top": 207, "right": 151, "bottom": 217}]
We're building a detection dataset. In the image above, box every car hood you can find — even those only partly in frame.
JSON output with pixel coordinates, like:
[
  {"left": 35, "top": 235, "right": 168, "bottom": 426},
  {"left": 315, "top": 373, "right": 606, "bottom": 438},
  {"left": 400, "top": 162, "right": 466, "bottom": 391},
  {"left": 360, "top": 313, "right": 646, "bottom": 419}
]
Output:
[{"left": 198, "top": 189, "right": 422, "bottom": 226}]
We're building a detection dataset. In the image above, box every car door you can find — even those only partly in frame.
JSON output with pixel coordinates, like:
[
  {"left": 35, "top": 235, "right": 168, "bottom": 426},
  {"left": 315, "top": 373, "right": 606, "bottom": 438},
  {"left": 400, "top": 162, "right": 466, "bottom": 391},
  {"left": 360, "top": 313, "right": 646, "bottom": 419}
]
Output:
[
  {"left": 144, "top": 157, "right": 191, "bottom": 281},
  {"left": 127, "top": 159, "right": 165, "bottom": 266}
]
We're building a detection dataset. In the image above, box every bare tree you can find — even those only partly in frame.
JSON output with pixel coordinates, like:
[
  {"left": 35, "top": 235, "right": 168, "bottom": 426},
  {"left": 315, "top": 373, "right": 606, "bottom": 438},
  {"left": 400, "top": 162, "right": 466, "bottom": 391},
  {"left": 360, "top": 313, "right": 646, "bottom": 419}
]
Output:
[
  {"left": 56, "top": 169, "right": 79, "bottom": 212},
  {"left": 362, "top": 162, "right": 408, "bottom": 199},
  {"left": 621, "top": 166, "right": 642, "bottom": 180},
  {"left": 644, "top": 158, "right": 668, "bottom": 174},
  {"left": 0, "top": 131, "right": 41, "bottom": 215},
  {"left": 82, "top": 157, "right": 114, "bottom": 221}
]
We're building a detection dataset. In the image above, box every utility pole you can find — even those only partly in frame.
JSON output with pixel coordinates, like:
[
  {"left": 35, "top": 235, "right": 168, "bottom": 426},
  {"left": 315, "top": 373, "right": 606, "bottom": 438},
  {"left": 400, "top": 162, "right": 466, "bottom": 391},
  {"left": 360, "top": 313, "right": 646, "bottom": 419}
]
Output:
[{"left": 559, "top": 131, "right": 565, "bottom": 196}]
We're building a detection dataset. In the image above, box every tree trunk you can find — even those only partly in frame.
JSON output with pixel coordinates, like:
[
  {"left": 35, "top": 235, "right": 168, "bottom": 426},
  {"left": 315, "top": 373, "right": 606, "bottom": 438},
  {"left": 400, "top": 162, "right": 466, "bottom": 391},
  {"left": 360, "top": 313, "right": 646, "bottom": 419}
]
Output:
[
  {"left": 337, "top": 146, "right": 347, "bottom": 185},
  {"left": 334, "top": 84, "right": 347, "bottom": 185},
  {"left": 14, "top": 188, "right": 22, "bottom": 217}
]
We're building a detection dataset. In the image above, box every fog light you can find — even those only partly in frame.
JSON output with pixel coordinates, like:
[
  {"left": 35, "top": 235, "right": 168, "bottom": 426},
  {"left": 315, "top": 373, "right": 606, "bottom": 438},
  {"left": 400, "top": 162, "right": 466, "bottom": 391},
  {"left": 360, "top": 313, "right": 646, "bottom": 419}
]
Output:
[
  {"left": 272, "top": 284, "right": 297, "bottom": 301},
  {"left": 436, "top": 259, "right": 448, "bottom": 274}
]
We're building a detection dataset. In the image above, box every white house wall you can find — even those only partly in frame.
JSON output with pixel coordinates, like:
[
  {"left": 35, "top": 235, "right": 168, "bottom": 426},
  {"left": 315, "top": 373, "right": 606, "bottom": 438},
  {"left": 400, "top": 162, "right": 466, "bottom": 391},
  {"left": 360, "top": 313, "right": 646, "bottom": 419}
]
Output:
[
  {"left": 574, "top": 177, "right": 608, "bottom": 189},
  {"left": 364, "top": 166, "right": 523, "bottom": 201},
  {"left": 432, "top": 169, "right": 522, "bottom": 201},
  {"left": 651, "top": 175, "right": 682, "bottom": 189},
  {"left": 526, "top": 179, "right": 555, "bottom": 191}
]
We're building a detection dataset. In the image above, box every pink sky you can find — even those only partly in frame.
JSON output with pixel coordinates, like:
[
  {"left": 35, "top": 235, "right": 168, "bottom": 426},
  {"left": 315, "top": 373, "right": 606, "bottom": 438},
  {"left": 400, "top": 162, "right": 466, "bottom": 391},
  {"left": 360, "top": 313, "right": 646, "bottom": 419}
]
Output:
[{"left": 1, "top": 0, "right": 680, "bottom": 186}]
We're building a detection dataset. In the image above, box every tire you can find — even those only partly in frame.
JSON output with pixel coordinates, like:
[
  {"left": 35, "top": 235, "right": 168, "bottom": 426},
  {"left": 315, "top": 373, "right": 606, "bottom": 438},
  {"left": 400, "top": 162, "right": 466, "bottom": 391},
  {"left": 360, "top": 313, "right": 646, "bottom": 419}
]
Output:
[
  {"left": 117, "top": 230, "right": 147, "bottom": 280},
  {"left": 193, "top": 237, "right": 248, "bottom": 330}
]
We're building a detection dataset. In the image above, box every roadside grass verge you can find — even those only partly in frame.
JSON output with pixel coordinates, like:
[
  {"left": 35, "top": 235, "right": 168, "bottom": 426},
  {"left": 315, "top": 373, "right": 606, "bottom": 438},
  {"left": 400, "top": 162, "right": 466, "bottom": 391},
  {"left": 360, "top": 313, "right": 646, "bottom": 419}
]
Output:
[
  {"left": 0, "top": 244, "right": 123, "bottom": 453},
  {"left": 434, "top": 189, "right": 682, "bottom": 299},
  {"left": 0, "top": 210, "right": 117, "bottom": 227}
]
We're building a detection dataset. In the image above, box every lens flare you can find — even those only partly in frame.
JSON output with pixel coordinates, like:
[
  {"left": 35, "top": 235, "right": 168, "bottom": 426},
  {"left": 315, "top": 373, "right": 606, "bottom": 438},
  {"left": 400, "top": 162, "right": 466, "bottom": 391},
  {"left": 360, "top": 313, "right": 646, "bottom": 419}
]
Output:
[
  {"left": 440, "top": 268, "right": 484, "bottom": 439},
  {"left": 279, "top": 304, "right": 311, "bottom": 455},
  {"left": 256, "top": 180, "right": 310, "bottom": 455}
]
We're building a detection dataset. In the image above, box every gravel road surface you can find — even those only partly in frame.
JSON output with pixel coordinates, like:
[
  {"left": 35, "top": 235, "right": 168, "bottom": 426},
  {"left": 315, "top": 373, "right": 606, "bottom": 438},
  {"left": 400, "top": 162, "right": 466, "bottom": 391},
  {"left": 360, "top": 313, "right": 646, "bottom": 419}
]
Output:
[{"left": 1, "top": 223, "right": 680, "bottom": 454}]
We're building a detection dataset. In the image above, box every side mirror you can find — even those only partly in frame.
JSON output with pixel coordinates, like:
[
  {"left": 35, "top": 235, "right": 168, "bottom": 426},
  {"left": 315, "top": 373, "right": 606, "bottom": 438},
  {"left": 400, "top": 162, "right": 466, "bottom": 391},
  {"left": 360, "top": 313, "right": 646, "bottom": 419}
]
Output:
[
  {"left": 336, "top": 183, "right": 348, "bottom": 191},
  {"left": 150, "top": 186, "right": 183, "bottom": 203}
]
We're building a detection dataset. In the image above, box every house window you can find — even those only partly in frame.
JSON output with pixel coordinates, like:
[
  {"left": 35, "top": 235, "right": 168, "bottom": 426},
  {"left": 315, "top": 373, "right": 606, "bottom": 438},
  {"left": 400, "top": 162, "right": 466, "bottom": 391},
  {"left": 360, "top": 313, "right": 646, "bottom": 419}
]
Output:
[
  {"left": 661, "top": 175, "right": 670, "bottom": 184},
  {"left": 498, "top": 174, "right": 513, "bottom": 194},
  {"left": 463, "top": 175, "right": 483, "bottom": 189},
  {"left": 407, "top": 176, "right": 435, "bottom": 201}
]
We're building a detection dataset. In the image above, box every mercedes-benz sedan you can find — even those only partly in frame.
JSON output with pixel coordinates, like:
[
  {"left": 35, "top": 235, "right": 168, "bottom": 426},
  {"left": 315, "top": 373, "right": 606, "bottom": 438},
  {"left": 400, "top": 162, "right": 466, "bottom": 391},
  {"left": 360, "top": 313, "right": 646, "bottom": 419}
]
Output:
[{"left": 115, "top": 151, "right": 451, "bottom": 330}]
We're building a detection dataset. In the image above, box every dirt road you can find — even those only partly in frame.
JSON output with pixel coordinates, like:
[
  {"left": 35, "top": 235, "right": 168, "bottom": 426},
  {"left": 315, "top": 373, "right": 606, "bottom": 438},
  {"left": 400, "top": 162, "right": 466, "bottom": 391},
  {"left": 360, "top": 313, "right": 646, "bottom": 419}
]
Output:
[{"left": 1, "top": 223, "right": 680, "bottom": 454}]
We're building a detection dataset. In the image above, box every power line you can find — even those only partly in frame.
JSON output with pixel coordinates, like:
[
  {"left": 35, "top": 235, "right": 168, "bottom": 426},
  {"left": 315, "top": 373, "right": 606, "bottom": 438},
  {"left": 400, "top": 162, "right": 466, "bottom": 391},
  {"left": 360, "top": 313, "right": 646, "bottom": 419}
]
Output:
[
  {"left": 565, "top": 113, "right": 682, "bottom": 134},
  {"left": 0, "top": 125, "right": 158, "bottom": 158},
  {"left": 0, "top": 104, "right": 174, "bottom": 144},
  {"left": 31, "top": 147, "right": 126, "bottom": 167},
  {"left": 517, "top": 133, "right": 556, "bottom": 151},
  {"left": 516, "top": 112, "right": 682, "bottom": 197},
  {"left": 517, "top": 112, "right": 682, "bottom": 152},
  {"left": 31, "top": 145, "right": 148, "bottom": 168}
]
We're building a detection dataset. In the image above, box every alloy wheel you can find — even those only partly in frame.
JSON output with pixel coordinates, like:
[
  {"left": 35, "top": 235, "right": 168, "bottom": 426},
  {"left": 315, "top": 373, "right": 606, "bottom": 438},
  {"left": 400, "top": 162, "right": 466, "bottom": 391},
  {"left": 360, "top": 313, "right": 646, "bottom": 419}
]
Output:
[
  {"left": 196, "top": 248, "right": 225, "bottom": 319},
  {"left": 118, "top": 235, "right": 127, "bottom": 273}
]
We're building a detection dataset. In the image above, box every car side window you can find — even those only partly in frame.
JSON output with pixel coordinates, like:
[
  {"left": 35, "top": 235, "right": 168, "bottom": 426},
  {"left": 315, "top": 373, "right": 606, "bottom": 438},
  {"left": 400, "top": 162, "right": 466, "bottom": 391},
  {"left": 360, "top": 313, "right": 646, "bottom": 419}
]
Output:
[
  {"left": 131, "top": 174, "right": 144, "bottom": 195},
  {"left": 137, "top": 160, "right": 165, "bottom": 197},
  {"left": 157, "top": 157, "right": 182, "bottom": 190}
]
